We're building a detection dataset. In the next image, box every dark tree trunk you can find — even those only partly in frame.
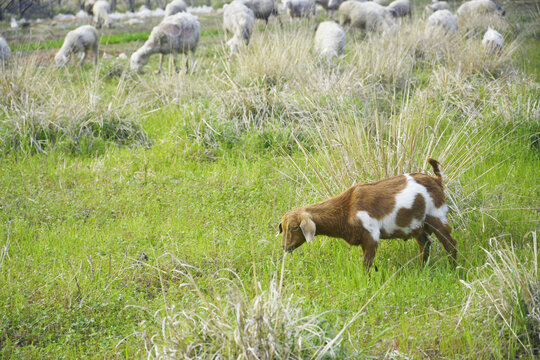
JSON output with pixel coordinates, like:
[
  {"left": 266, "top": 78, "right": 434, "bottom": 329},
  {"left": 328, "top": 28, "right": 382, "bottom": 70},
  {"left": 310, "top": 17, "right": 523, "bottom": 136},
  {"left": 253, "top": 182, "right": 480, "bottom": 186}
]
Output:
[
  {"left": 145, "top": 0, "right": 151, "bottom": 8},
  {"left": 110, "top": 0, "right": 115, "bottom": 11}
]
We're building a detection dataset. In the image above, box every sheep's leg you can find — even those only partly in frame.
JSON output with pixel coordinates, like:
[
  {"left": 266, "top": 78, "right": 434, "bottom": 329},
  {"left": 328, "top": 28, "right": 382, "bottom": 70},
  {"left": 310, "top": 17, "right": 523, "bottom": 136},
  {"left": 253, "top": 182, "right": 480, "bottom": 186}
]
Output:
[
  {"left": 425, "top": 216, "right": 457, "bottom": 265},
  {"left": 79, "top": 51, "right": 87, "bottom": 66},
  {"left": 158, "top": 54, "right": 164, "bottom": 74},
  {"left": 186, "top": 51, "right": 195, "bottom": 73},
  {"left": 172, "top": 51, "right": 179, "bottom": 73},
  {"left": 414, "top": 233, "right": 432, "bottom": 265},
  {"left": 93, "top": 43, "right": 99, "bottom": 65}
]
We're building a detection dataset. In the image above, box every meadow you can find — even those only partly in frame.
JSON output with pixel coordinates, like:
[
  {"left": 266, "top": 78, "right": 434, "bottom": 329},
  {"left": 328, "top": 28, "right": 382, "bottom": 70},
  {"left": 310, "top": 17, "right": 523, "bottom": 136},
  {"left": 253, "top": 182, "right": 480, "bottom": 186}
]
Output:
[{"left": 0, "top": 0, "right": 539, "bottom": 358}]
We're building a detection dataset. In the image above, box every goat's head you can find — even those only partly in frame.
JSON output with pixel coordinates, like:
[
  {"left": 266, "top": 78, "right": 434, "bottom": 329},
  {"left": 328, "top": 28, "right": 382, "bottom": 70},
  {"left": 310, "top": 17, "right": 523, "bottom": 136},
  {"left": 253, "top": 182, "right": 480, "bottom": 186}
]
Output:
[{"left": 278, "top": 211, "right": 315, "bottom": 253}]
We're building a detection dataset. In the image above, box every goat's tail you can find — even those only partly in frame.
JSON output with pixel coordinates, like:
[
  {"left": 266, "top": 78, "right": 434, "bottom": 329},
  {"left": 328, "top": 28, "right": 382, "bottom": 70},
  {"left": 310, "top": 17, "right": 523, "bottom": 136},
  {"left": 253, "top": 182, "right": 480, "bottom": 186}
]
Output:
[{"left": 427, "top": 158, "right": 443, "bottom": 186}]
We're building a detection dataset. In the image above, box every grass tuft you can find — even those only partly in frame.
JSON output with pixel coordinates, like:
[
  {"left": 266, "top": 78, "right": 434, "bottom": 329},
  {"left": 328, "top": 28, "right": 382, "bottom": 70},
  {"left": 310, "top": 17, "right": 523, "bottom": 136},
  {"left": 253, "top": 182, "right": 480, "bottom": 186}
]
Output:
[{"left": 138, "top": 255, "right": 342, "bottom": 359}]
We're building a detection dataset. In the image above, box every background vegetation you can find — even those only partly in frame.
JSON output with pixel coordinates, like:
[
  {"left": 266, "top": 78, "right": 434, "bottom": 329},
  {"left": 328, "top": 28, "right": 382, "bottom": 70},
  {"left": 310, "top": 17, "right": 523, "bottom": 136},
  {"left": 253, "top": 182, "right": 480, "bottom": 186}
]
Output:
[{"left": 0, "top": 0, "right": 539, "bottom": 358}]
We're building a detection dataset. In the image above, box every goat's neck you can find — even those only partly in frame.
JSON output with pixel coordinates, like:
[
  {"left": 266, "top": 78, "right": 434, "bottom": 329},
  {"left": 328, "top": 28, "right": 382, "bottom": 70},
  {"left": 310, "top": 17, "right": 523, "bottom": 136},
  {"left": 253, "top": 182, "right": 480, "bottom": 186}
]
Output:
[{"left": 304, "top": 192, "right": 351, "bottom": 240}]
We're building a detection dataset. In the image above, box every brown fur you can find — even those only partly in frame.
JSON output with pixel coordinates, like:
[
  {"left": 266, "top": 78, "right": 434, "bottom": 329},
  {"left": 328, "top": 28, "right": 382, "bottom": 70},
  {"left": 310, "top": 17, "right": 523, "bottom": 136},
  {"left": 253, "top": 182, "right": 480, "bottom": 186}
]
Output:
[{"left": 279, "top": 159, "right": 457, "bottom": 269}]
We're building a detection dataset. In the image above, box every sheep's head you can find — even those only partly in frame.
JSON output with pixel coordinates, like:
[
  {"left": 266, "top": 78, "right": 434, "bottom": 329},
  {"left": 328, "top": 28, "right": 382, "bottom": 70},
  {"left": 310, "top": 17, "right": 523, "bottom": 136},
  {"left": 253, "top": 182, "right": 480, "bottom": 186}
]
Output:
[
  {"left": 278, "top": 211, "right": 315, "bottom": 253},
  {"left": 130, "top": 50, "right": 148, "bottom": 73},
  {"left": 320, "top": 48, "right": 338, "bottom": 60},
  {"left": 55, "top": 52, "right": 69, "bottom": 67},
  {"left": 491, "top": 0, "right": 505, "bottom": 16}
]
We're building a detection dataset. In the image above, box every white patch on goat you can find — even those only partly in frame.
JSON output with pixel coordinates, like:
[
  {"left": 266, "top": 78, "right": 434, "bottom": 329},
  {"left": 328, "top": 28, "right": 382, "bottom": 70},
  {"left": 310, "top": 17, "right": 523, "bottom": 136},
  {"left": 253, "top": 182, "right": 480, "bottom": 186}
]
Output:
[
  {"left": 356, "top": 211, "right": 381, "bottom": 242},
  {"left": 356, "top": 174, "right": 449, "bottom": 240}
]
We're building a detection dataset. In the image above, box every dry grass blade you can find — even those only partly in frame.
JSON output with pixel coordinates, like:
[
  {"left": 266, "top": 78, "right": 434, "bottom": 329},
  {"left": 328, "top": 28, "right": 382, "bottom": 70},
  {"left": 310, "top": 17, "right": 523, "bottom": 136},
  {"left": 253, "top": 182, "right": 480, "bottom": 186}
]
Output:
[
  {"left": 138, "top": 254, "right": 343, "bottom": 359},
  {"left": 459, "top": 232, "right": 539, "bottom": 357}
]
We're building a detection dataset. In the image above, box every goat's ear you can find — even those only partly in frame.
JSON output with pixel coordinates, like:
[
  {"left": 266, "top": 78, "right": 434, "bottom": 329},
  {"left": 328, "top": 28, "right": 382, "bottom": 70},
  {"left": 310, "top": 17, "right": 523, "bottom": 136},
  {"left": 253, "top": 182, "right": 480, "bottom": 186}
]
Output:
[
  {"left": 300, "top": 215, "right": 316, "bottom": 242},
  {"left": 276, "top": 223, "right": 283, "bottom": 237}
]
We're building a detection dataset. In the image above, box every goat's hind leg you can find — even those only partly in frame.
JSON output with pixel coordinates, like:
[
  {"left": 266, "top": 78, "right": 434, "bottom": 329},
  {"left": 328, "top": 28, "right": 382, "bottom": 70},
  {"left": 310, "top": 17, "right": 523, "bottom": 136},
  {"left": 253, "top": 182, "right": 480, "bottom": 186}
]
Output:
[
  {"left": 425, "top": 216, "right": 457, "bottom": 265},
  {"left": 414, "top": 232, "right": 432, "bottom": 265}
]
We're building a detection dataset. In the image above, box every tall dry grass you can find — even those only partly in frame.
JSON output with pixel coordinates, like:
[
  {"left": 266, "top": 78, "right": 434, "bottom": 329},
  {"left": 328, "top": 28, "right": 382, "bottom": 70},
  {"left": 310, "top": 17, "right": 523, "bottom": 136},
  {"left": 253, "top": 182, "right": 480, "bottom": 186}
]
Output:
[
  {"left": 459, "top": 231, "right": 539, "bottom": 357},
  {"left": 0, "top": 57, "right": 149, "bottom": 154},
  {"left": 138, "top": 255, "right": 343, "bottom": 359}
]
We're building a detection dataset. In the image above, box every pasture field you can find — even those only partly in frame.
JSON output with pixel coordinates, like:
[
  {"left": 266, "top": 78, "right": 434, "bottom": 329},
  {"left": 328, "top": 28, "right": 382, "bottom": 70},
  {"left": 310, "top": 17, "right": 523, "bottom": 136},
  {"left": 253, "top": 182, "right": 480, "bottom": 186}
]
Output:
[{"left": 0, "top": 1, "right": 539, "bottom": 358}]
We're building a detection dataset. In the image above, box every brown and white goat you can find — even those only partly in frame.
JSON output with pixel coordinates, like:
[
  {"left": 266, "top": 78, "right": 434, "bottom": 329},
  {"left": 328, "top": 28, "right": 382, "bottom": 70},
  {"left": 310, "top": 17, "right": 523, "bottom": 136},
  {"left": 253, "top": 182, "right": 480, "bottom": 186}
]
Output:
[{"left": 278, "top": 159, "right": 457, "bottom": 269}]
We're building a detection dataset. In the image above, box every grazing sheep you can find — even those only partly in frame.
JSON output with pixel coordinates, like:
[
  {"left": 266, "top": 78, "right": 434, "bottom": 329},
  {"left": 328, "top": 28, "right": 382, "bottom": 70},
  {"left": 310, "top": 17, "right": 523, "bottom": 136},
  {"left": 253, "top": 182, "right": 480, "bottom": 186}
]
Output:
[
  {"left": 83, "top": 0, "right": 97, "bottom": 15},
  {"left": 387, "top": 0, "right": 411, "bottom": 18},
  {"left": 314, "top": 21, "right": 346, "bottom": 59},
  {"left": 55, "top": 25, "right": 99, "bottom": 67},
  {"left": 92, "top": 0, "right": 110, "bottom": 28},
  {"left": 165, "top": 0, "right": 187, "bottom": 17},
  {"left": 338, "top": 0, "right": 363, "bottom": 26},
  {"left": 237, "top": 0, "right": 279, "bottom": 24},
  {"left": 457, "top": 0, "right": 505, "bottom": 23},
  {"left": 223, "top": 1, "right": 255, "bottom": 53},
  {"left": 482, "top": 27, "right": 503, "bottom": 54},
  {"left": 425, "top": 1, "right": 450, "bottom": 15},
  {"left": 425, "top": 9, "right": 458, "bottom": 37},
  {"left": 348, "top": 1, "right": 397, "bottom": 33},
  {"left": 279, "top": 159, "right": 457, "bottom": 270},
  {"left": 130, "top": 13, "right": 200, "bottom": 73},
  {"left": 319, "top": 0, "right": 352, "bottom": 13},
  {"left": 0, "top": 36, "right": 12, "bottom": 65},
  {"left": 285, "top": 0, "right": 316, "bottom": 18}
]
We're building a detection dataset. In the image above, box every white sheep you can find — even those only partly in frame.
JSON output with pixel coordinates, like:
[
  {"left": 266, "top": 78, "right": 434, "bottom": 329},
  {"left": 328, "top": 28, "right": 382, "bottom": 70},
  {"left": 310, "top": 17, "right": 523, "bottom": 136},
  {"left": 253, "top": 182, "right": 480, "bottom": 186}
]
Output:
[
  {"left": 425, "top": 1, "right": 450, "bottom": 15},
  {"left": 0, "top": 36, "right": 12, "bottom": 65},
  {"left": 83, "top": 0, "right": 97, "bottom": 15},
  {"left": 457, "top": 0, "right": 505, "bottom": 24},
  {"left": 237, "top": 0, "right": 279, "bottom": 24},
  {"left": 55, "top": 25, "right": 99, "bottom": 67},
  {"left": 223, "top": 1, "right": 255, "bottom": 53},
  {"left": 130, "top": 13, "right": 200, "bottom": 73},
  {"left": 387, "top": 0, "right": 410, "bottom": 18},
  {"left": 314, "top": 21, "right": 346, "bottom": 59},
  {"left": 318, "top": 0, "right": 348, "bottom": 13},
  {"left": 338, "top": 0, "right": 363, "bottom": 26},
  {"left": 165, "top": 0, "right": 187, "bottom": 17},
  {"left": 424, "top": 9, "right": 458, "bottom": 37},
  {"left": 348, "top": 2, "right": 397, "bottom": 33},
  {"left": 482, "top": 27, "right": 503, "bottom": 54},
  {"left": 92, "top": 0, "right": 110, "bottom": 28},
  {"left": 285, "top": 0, "right": 316, "bottom": 18}
]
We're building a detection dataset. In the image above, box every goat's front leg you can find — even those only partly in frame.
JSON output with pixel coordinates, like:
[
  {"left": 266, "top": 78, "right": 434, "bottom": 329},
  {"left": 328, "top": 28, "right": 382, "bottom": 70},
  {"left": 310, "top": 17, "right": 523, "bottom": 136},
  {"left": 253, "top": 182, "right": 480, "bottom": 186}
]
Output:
[{"left": 360, "top": 236, "right": 379, "bottom": 270}]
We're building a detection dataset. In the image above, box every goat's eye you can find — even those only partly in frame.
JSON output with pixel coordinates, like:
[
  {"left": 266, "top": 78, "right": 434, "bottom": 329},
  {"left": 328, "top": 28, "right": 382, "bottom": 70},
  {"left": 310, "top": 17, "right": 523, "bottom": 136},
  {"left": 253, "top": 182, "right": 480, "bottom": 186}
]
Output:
[{"left": 292, "top": 226, "right": 300, "bottom": 231}]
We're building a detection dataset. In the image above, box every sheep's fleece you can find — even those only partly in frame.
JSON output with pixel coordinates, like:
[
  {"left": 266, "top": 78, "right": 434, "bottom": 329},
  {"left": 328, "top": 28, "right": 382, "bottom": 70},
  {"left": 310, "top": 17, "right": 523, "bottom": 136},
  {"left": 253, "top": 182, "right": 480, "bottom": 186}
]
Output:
[
  {"left": 0, "top": 36, "right": 12, "bottom": 64},
  {"left": 130, "top": 12, "right": 200, "bottom": 72},
  {"left": 237, "top": 0, "right": 277, "bottom": 22},
  {"left": 285, "top": 0, "right": 315, "bottom": 18},
  {"left": 165, "top": 0, "right": 187, "bottom": 17},
  {"left": 425, "top": 1, "right": 450, "bottom": 15},
  {"left": 223, "top": 1, "right": 255, "bottom": 53},
  {"left": 482, "top": 27, "right": 504, "bottom": 54},
  {"left": 425, "top": 9, "right": 458, "bottom": 36},
  {"left": 314, "top": 21, "right": 346, "bottom": 58},
  {"left": 348, "top": 2, "right": 396, "bottom": 32}
]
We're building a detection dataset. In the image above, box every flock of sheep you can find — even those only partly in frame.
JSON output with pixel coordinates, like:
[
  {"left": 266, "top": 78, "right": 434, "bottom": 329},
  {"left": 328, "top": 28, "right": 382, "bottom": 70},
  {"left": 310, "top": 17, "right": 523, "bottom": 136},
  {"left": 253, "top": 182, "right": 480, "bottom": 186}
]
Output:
[{"left": 0, "top": 0, "right": 506, "bottom": 72}]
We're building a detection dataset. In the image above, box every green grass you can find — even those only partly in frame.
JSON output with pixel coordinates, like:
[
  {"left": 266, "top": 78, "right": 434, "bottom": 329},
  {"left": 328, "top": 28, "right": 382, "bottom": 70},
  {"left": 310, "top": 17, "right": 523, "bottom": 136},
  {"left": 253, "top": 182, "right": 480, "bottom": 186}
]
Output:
[
  {"left": 0, "top": 1, "right": 539, "bottom": 358},
  {"left": 10, "top": 28, "right": 224, "bottom": 52}
]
